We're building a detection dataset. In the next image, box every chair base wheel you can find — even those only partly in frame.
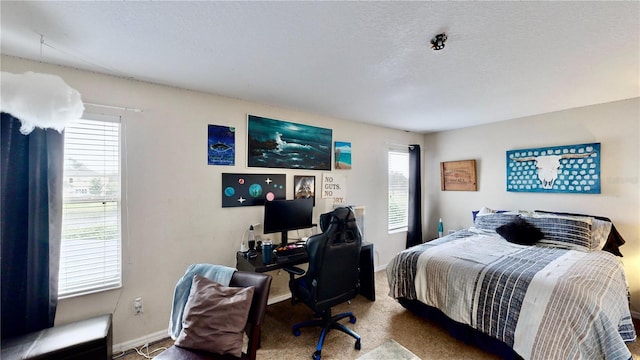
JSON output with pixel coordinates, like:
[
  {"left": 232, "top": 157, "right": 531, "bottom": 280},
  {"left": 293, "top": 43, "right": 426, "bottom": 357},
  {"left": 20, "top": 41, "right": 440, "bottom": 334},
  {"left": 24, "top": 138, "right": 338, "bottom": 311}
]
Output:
[
  {"left": 355, "top": 339, "right": 361, "bottom": 350},
  {"left": 349, "top": 315, "right": 356, "bottom": 324},
  {"left": 312, "top": 350, "right": 321, "bottom": 360},
  {"left": 294, "top": 328, "right": 301, "bottom": 336}
]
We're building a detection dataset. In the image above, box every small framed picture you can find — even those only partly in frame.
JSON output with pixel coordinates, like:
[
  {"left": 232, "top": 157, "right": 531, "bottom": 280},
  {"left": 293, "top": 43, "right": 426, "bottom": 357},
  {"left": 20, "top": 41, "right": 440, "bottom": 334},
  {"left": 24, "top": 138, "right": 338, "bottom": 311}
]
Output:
[
  {"left": 294, "top": 175, "right": 315, "bottom": 206},
  {"left": 334, "top": 141, "right": 352, "bottom": 169}
]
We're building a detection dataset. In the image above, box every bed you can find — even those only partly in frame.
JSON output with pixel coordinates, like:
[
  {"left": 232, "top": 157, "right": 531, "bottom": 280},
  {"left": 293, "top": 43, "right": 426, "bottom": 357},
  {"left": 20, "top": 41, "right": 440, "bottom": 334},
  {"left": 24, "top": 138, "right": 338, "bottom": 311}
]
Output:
[{"left": 387, "top": 209, "right": 637, "bottom": 360}]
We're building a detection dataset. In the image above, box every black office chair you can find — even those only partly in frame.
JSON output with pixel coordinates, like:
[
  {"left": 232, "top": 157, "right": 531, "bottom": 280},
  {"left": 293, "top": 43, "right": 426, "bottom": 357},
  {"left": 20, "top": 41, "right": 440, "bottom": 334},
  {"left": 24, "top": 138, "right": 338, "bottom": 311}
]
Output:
[{"left": 284, "top": 206, "right": 362, "bottom": 360}]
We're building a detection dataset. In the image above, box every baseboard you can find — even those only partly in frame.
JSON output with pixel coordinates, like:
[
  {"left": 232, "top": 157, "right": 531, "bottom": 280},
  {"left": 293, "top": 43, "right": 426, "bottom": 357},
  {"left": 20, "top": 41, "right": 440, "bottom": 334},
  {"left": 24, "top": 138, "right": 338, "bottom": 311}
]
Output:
[
  {"left": 113, "top": 329, "right": 168, "bottom": 354},
  {"left": 375, "top": 263, "right": 387, "bottom": 272},
  {"left": 268, "top": 293, "right": 291, "bottom": 305}
]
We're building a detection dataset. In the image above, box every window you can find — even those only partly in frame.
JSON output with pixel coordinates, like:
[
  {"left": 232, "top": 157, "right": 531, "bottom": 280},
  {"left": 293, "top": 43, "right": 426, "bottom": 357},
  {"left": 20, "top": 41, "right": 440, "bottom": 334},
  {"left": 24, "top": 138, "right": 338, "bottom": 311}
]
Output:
[
  {"left": 59, "top": 115, "right": 121, "bottom": 298},
  {"left": 388, "top": 150, "right": 409, "bottom": 232}
]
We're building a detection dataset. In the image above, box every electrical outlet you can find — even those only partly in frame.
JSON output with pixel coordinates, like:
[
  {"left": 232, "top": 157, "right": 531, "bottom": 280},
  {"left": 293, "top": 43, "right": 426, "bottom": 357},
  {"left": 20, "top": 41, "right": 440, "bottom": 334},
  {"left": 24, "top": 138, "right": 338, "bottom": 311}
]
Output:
[{"left": 134, "top": 297, "right": 143, "bottom": 315}]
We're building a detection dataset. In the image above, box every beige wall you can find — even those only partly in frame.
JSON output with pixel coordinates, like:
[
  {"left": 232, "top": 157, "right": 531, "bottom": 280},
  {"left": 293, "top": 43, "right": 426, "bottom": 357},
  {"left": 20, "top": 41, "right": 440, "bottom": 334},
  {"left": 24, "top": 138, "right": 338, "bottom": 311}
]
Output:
[
  {"left": 424, "top": 97, "right": 640, "bottom": 316},
  {"left": 2, "top": 56, "right": 423, "bottom": 348}
]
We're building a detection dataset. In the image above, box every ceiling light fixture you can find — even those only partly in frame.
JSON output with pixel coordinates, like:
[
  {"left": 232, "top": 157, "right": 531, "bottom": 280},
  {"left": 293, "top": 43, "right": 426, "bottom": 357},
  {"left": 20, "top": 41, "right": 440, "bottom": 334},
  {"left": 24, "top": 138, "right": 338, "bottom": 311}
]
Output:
[{"left": 430, "top": 33, "right": 447, "bottom": 51}]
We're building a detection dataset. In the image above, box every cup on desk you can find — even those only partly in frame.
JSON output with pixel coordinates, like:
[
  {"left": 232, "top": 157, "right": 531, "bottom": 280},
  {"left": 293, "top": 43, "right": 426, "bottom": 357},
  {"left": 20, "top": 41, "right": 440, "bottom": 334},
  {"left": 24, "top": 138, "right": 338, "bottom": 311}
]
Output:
[{"left": 262, "top": 241, "right": 273, "bottom": 264}]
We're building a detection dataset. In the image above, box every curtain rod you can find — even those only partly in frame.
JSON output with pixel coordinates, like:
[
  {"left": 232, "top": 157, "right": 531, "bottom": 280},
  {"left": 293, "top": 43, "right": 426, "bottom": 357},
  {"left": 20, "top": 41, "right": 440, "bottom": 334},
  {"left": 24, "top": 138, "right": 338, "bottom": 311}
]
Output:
[
  {"left": 385, "top": 142, "right": 416, "bottom": 150},
  {"left": 84, "top": 102, "right": 143, "bottom": 113}
]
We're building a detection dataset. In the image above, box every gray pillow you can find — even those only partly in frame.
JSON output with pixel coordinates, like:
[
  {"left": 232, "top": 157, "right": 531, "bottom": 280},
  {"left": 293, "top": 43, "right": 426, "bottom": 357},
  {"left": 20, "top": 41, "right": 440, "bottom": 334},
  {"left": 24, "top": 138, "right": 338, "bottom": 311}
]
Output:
[{"left": 175, "top": 274, "right": 254, "bottom": 357}]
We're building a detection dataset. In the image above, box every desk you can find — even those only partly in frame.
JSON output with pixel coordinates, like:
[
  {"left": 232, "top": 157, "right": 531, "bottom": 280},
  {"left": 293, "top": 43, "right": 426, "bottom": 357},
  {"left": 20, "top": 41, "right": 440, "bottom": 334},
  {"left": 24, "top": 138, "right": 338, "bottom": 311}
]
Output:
[{"left": 236, "top": 242, "right": 375, "bottom": 301}]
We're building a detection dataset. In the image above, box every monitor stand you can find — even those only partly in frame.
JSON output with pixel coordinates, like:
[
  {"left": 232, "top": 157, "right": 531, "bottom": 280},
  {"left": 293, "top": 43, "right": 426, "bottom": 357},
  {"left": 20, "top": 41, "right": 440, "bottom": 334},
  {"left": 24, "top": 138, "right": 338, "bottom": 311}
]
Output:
[{"left": 279, "top": 231, "right": 288, "bottom": 248}]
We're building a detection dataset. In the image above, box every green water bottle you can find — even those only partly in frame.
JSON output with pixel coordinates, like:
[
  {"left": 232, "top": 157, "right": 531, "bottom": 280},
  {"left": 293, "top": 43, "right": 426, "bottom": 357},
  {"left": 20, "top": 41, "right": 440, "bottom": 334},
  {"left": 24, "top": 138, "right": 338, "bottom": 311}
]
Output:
[{"left": 438, "top": 218, "right": 444, "bottom": 238}]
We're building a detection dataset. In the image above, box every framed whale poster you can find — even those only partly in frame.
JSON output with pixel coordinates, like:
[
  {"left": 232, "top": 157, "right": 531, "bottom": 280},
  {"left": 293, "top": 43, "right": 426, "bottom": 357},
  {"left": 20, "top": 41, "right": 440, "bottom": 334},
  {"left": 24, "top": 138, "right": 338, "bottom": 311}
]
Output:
[
  {"left": 208, "top": 124, "right": 235, "bottom": 166},
  {"left": 247, "top": 115, "right": 332, "bottom": 170},
  {"left": 506, "top": 142, "right": 600, "bottom": 194}
]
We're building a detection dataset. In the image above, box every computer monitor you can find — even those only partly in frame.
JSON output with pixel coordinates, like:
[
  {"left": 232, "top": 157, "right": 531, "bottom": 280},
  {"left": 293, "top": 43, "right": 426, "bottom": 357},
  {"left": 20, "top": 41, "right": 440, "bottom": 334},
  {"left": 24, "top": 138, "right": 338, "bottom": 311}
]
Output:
[{"left": 263, "top": 198, "right": 313, "bottom": 247}]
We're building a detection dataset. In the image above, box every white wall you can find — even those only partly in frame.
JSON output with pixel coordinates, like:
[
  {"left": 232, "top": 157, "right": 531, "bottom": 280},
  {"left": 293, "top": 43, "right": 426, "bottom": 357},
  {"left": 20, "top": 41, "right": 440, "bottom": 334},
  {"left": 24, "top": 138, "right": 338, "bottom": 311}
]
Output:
[
  {"left": 424, "top": 98, "right": 640, "bottom": 315},
  {"left": 1, "top": 56, "right": 423, "bottom": 347}
]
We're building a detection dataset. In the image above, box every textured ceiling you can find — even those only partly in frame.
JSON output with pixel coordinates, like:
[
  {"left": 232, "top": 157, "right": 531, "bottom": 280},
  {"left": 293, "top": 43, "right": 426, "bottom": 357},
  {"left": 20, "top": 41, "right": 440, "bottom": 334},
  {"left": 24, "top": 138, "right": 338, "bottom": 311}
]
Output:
[{"left": 1, "top": 1, "right": 638, "bottom": 133}]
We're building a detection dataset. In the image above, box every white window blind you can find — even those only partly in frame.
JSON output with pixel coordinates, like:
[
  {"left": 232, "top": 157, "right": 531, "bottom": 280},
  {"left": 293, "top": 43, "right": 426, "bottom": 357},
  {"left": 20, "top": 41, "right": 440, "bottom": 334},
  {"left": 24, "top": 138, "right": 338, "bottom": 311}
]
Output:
[
  {"left": 388, "top": 150, "right": 409, "bottom": 232},
  {"left": 59, "top": 116, "right": 122, "bottom": 298}
]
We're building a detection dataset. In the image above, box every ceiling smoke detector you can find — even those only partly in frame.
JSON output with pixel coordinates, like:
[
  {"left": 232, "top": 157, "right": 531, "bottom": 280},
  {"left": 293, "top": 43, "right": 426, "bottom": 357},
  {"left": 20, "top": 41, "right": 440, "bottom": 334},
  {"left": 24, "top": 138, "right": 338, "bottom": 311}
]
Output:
[{"left": 430, "top": 33, "right": 447, "bottom": 50}]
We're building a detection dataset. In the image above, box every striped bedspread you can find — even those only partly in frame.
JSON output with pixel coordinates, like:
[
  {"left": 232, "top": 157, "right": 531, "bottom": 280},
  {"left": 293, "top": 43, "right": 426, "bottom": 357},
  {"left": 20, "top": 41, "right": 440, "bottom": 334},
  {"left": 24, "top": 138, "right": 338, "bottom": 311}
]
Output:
[{"left": 387, "top": 230, "right": 636, "bottom": 359}]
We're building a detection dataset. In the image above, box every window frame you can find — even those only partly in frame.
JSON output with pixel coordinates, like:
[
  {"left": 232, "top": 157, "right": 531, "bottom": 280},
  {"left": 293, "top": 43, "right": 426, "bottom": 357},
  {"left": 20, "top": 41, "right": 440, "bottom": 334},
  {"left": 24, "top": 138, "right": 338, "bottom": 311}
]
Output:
[
  {"left": 387, "top": 149, "right": 410, "bottom": 233},
  {"left": 58, "top": 114, "right": 122, "bottom": 298}
]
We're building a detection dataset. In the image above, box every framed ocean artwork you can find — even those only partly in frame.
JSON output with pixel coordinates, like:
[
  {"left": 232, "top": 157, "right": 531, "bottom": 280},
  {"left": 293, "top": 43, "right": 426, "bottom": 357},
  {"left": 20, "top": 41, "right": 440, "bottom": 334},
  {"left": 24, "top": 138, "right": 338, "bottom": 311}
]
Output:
[
  {"left": 247, "top": 115, "right": 332, "bottom": 170},
  {"left": 207, "top": 124, "right": 235, "bottom": 165},
  {"left": 334, "top": 141, "right": 352, "bottom": 169},
  {"left": 506, "top": 142, "right": 600, "bottom": 193},
  {"left": 222, "top": 173, "right": 286, "bottom": 207}
]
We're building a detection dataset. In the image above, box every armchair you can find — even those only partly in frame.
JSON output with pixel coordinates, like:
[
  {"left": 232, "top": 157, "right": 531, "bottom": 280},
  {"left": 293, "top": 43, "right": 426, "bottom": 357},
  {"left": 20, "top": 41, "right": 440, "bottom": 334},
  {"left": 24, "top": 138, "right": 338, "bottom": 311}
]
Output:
[
  {"left": 156, "top": 270, "right": 272, "bottom": 360},
  {"left": 285, "top": 206, "right": 362, "bottom": 360}
]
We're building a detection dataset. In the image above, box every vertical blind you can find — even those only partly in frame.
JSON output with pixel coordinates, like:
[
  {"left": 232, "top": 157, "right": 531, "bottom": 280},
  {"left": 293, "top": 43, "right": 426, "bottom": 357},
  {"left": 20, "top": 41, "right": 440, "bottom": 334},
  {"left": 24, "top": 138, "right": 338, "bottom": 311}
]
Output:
[
  {"left": 388, "top": 150, "right": 409, "bottom": 231},
  {"left": 59, "top": 116, "right": 121, "bottom": 298}
]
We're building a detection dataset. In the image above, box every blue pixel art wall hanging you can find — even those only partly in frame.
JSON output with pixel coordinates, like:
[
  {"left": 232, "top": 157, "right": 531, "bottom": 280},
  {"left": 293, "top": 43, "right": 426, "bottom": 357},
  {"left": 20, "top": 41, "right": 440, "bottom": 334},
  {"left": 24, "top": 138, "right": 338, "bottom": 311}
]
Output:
[{"left": 506, "top": 143, "right": 600, "bottom": 194}]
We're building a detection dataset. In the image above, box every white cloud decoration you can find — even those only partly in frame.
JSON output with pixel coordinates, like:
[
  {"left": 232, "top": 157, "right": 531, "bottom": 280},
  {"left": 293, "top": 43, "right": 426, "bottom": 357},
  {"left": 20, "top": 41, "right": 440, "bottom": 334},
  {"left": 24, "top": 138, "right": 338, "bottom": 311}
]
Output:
[{"left": 1, "top": 71, "right": 84, "bottom": 135}]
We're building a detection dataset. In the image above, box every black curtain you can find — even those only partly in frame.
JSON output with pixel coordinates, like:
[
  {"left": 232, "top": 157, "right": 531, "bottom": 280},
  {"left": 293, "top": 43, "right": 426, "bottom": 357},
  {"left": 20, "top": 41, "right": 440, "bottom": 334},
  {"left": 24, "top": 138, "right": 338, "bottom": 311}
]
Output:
[
  {"left": 406, "top": 144, "right": 422, "bottom": 248},
  {"left": 1, "top": 112, "right": 64, "bottom": 339}
]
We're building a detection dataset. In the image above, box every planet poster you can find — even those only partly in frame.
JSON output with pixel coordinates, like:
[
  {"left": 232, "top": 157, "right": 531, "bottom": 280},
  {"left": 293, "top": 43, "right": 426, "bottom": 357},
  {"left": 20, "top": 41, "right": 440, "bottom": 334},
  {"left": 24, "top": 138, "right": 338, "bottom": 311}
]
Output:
[
  {"left": 247, "top": 115, "right": 332, "bottom": 170},
  {"left": 222, "top": 173, "right": 286, "bottom": 207},
  {"left": 208, "top": 124, "right": 235, "bottom": 165}
]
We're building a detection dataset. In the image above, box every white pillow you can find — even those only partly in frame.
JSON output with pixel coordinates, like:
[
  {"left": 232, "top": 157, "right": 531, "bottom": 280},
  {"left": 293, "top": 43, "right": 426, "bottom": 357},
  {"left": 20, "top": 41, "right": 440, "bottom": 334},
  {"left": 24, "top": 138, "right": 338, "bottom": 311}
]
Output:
[
  {"left": 477, "top": 206, "right": 497, "bottom": 215},
  {"left": 591, "top": 218, "right": 612, "bottom": 251}
]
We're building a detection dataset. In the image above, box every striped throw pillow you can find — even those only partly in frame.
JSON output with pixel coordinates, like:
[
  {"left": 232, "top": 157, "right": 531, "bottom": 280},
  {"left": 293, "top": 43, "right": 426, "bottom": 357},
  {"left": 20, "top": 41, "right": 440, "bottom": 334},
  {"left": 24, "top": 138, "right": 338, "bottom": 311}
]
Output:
[
  {"left": 523, "top": 214, "right": 594, "bottom": 251},
  {"left": 473, "top": 212, "right": 520, "bottom": 232}
]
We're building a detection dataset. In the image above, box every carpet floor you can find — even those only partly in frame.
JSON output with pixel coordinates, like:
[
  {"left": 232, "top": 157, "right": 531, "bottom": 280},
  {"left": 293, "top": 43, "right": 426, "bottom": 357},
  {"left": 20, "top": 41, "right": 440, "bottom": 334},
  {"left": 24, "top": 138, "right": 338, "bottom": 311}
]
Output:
[{"left": 115, "top": 270, "right": 640, "bottom": 360}]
